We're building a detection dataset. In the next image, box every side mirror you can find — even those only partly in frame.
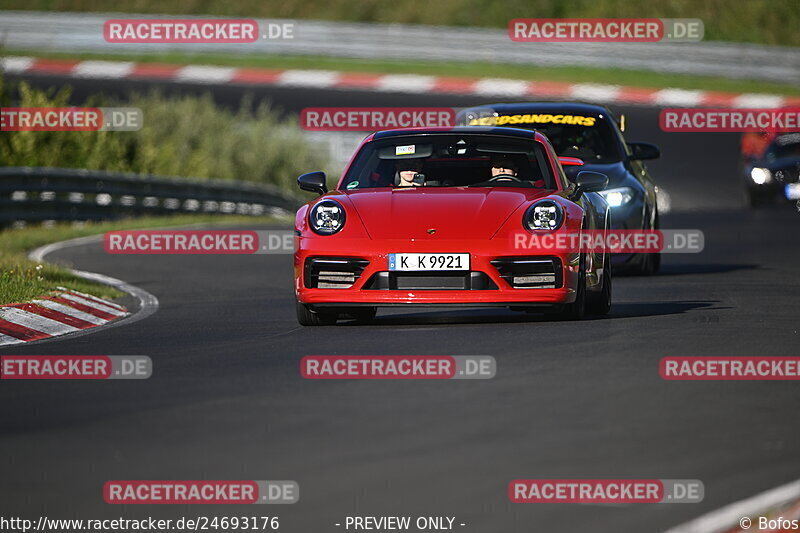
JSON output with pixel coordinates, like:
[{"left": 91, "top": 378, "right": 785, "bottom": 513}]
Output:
[
  {"left": 558, "top": 156, "right": 584, "bottom": 167},
  {"left": 571, "top": 171, "right": 608, "bottom": 199},
  {"left": 628, "top": 142, "right": 660, "bottom": 160},
  {"left": 298, "top": 171, "right": 327, "bottom": 195}
]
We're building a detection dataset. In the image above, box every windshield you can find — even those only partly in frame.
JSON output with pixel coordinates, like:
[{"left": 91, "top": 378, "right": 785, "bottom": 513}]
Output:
[
  {"left": 463, "top": 112, "right": 623, "bottom": 164},
  {"left": 765, "top": 133, "right": 800, "bottom": 161},
  {"left": 340, "top": 134, "right": 556, "bottom": 190}
]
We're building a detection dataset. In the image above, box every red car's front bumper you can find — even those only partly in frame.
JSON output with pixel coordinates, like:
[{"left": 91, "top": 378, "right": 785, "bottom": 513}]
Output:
[{"left": 295, "top": 237, "right": 581, "bottom": 307}]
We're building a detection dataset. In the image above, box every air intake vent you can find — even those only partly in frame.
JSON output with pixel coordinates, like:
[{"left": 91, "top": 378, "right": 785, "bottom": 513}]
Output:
[
  {"left": 305, "top": 257, "right": 369, "bottom": 289},
  {"left": 490, "top": 257, "right": 562, "bottom": 289}
]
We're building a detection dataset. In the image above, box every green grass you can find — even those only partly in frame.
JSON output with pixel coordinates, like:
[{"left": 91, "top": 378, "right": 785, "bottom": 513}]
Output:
[
  {"left": 3, "top": 0, "right": 799, "bottom": 47},
  {"left": 7, "top": 49, "right": 800, "bottom": 97},
  {"left": 0, "top": 214, "right": 289, "bottom": 306}
]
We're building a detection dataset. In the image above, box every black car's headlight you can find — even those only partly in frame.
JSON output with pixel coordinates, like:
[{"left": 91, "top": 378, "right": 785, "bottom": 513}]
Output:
[
  {"left": 750, "top": 167, "right": 772, "bottom": 185},
  {"left": 524, "top": 200, "right": 564, "bottom": 231},
  {"left": 598, "top": 186, "right": 634, "bottom": 207},
  {"left": 309, "top": 199, "right": 346, "bottom": 235}
]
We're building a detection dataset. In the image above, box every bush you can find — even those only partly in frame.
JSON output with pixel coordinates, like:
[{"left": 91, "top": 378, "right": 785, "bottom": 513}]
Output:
[{"left": 0, "top": 77, "right": 330, "bottom": 194}]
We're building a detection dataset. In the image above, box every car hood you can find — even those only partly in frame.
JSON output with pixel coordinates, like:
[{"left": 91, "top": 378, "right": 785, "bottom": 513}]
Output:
[
  {"left": 343, "top": 187, "right": 551, "bottom": 240},
  {"left": 757, "top": 156, "right": 800, "bottom": 172}
]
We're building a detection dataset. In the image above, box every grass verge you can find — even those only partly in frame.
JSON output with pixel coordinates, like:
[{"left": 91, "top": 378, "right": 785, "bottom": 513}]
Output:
[
  {"left": 6, "top": 49, "right": 800, "bottom": 97},
  {"left": 0, "top": 214, "right": 289, "bottom": 306}
]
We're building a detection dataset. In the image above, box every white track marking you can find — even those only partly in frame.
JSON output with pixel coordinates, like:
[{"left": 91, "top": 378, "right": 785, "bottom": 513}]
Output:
[
  {"left": 569, "top": 83, "right": 621, "bottom": 103},
  {"left": 57, "top": 294, "right": 128, "bottom": 316},
  {"left": 31, "top": 300, "right": 107, "bottom": 325},
  {"left": 376, "top": 74, "right": 436, "bottom": 93},
  {"left": 73, "top": 60, "right": 135, "bottom": 79},
  {"left": 175, "top": 65, "right": 237, "bottom": 83},
  {"left": 654, "top": 88, "right": 706, "bottom": 107},
  {"left": 473, "top": 78, "right": 530, "bottom": 97},
  {"left": 56, "top": 286, "right": 126, "bottom": 311},
  {"left": 0, "top": 308, "right": 78, "bottom": 336},
  {"left": 732, "top": 93, "right": 786, "bottom": 108},
  {"left": 277, "top": 69, "right": 340, "bottom": 87},
  {"left": 0, "top": 56, "right": 34, "bottom": 74}
]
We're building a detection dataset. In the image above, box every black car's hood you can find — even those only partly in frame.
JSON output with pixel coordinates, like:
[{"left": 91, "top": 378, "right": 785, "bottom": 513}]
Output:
[{"left": 757, "top": 156, "right": 800, "bottom": 173}]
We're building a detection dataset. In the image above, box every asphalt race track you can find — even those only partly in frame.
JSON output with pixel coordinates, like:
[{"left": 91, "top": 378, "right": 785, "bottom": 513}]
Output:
[{"left": 2, "top": 74, "right": 800, "bottom": 532}]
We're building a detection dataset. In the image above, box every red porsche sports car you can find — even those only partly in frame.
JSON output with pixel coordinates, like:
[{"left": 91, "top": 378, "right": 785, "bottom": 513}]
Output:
[{"left": 294, "top": 127, "right": 611, "bottom": 326}]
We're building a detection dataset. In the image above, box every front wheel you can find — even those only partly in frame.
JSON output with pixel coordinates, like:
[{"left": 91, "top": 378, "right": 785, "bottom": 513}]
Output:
[
  {"left": 296, "top": 301, "right": 338, "bottom": 326},
  {"left": 559, "top": 255, "right": 586, "bottom": 320},
  {"left": 637, "top": 208, "right": 660, "bottom": 275}
]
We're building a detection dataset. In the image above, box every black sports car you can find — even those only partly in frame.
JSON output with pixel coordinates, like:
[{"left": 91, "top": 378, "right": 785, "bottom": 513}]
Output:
[
  {"left": 743, "top": 132, "right": 800, "bottom": 207},
  {"left": 458, "top": 102, "right": 662, "bottom": 274}
]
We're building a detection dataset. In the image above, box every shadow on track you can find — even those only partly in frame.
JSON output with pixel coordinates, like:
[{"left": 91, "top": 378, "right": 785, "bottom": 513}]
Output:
[
  {"left": 332, "top": 300, "right": 723, "bottom": 326},
  {"left": 609, "top": 300, "right": 727, "bottom": 319},
  {"left": 655, "top": 263, "right": 760, "bottom": 276}
]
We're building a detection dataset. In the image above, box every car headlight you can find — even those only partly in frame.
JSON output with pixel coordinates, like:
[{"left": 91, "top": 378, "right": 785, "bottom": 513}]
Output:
[
  {"left": 524, "top": 199, "right": 564, "bottom": 231},
  {"left": 598, "top": 187, "right": 634, "bottom": 208},
  {"left": 750, "top": 167, "right": 772, "bottom": 185},
  {"left": 309, "top": 199, "right": 346, "bottom": 235}
]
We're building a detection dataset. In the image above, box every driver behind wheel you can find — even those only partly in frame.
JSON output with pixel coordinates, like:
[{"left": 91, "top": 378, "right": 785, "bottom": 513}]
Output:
[
  {"left": 394, "top": 158, "right": 426, "bottom": 187},
  {"left": 490, "top": 155, "right": 519, "bottom": 180}
]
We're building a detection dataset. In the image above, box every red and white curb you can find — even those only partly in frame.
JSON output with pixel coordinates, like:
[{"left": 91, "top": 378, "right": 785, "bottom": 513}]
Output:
[
  {"left": 2, "top": 56, "right": 798, "bottom": 108},
  {"left": 0, "top": 288, "right": 128, "bottom": 346},
  {"left": 0, "top": 234, "right": 159, "bottom": 347}
]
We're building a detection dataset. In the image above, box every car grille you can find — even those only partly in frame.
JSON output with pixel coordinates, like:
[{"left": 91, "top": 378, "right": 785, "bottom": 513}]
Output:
[
  {"left": 775, "top": 167, "right": 800, "bottom": 183},
  {"left": 304, "top": 257, "right": 369, "bottom": 289},
  {"left": 490, "top": 257, "right": 562, "bottom": 289}
]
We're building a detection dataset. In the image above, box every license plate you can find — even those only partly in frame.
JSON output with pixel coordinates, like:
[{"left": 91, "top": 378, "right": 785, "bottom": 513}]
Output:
[
  {"left": 388, "top": 253, "right": 470, "bottom": 271},
  {"left": 785, "top": 183, "right": 800, "bottom": 200}
]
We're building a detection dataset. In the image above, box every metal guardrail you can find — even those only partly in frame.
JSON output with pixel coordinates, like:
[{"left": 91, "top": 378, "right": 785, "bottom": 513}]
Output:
[
  {"left": 0, "top": 167, "right": 299, "bottom": 225},
  {"left": 1, "top": 11, "right": 799, "bottom": 83}
]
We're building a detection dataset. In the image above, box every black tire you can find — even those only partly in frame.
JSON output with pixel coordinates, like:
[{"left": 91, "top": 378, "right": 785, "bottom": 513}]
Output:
[
  {"left": 586, "top": 253, "right": 612, "bottom": 316},
  {"left": 559, "top": 255, "right": 586, "bottom": 320},
  {"left": 296, "top": 301, "right": 338, "bottom": 326},
  {"left": 650, "top": 251, "right": 661, "bottom": 274},
  {"left": 650, "top": 209, "right": 661, "bottom": 274},
  {"left": 635, "top": 207, "right": 660, "bottom": 275},
  {"left": 347, "top": 307, "right": 377, "bottom": 323}
]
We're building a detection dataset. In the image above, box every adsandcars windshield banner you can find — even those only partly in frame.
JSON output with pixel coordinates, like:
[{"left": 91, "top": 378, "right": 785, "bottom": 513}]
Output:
[{"left": 1, "top": 2, "right": 799, "bottom": 533}]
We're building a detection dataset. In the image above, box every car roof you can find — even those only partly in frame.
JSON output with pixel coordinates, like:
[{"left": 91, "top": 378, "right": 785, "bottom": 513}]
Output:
[
  {"left": 458, "top": 102, "right": 616, "bottom": 119},
  {"left": 370, "top": 126, "right": 544, "bottom": 141}
]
